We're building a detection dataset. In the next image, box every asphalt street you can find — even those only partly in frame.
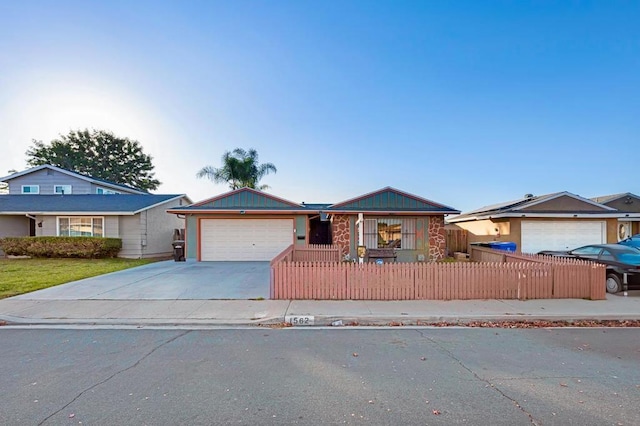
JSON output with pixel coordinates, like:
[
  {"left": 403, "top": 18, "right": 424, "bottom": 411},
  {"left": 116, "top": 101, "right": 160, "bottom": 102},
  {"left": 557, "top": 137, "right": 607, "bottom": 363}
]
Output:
[{"left": 1, "top": 328, "right": 638, "bottom": 425}]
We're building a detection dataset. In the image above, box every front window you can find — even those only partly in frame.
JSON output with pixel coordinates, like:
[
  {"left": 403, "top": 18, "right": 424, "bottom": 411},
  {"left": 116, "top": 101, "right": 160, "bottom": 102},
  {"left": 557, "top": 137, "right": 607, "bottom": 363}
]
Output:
[
  {"left": 54, "top": 185, "right": 72, "bottom": 194},
  {"left": 58, "top": 217, "right": 104, "bottom": 237},
  {"left": 96, "top": 187, "right": 119, "bottom": 195},
  {"left": 364, "top": 218, "right": 416, "bottom": 249},
  {"left": 21, "top": 185, "right": 40, "bottom": 194}
]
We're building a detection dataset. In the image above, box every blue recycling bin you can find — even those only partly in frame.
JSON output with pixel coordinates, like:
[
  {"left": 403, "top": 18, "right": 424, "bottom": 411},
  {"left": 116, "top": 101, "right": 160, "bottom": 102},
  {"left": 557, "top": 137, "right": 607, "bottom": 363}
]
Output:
[{"left": 487, "top": 242, "right": 517, "bottom": 252}]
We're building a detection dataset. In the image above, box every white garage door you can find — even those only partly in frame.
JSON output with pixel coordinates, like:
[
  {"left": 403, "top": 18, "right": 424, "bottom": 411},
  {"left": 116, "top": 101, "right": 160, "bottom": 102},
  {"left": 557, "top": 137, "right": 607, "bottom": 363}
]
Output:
[
  {"left": 200, "top": 219, "right": 294, "bottom": 261},
  {"left": 521, "top": 221, "right": 606, "bottom": 254}
]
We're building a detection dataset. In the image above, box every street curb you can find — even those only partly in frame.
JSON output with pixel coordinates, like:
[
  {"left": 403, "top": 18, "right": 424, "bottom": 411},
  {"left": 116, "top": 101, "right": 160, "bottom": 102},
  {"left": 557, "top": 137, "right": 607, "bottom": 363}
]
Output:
[{"left": 2, "top": 314, "right": 640, "bottom": 328}]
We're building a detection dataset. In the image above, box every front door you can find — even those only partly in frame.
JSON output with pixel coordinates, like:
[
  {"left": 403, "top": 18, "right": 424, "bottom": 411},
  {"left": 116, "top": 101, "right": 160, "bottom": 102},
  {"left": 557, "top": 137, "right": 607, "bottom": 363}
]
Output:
[
  {"left": 29, "top": 218, "right": 36, "bottom": 236},
  {"left": 309, "top": 216, "right": 331, "bottom": 245}
]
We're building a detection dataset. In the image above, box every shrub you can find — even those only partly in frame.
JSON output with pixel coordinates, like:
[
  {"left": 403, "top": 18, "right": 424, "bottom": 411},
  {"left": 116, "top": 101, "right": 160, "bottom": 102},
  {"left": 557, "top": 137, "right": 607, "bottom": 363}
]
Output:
[{"left": 0, "top": 237, "right": 122, "bottom": 258}]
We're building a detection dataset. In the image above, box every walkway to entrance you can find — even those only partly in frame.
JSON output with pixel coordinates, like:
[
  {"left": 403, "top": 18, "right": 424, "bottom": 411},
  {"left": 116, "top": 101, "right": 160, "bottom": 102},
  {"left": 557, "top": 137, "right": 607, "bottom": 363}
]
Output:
[{"left": 13, "top": 261, "right": 271, "bottom": 300}]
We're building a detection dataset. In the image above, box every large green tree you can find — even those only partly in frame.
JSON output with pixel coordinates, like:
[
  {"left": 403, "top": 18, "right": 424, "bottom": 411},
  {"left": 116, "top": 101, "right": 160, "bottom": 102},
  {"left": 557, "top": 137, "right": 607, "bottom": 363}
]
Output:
[
  {"left": 26, "top": 129, "right": 161, "bottom": 191},
  {"left": 197, "top": 148, "right": 277, "bottom": 190}
]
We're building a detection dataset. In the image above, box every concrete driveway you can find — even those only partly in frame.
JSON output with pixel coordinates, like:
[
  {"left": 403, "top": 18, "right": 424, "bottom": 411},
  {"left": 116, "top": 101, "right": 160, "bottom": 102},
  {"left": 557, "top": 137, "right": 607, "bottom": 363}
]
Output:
[{"left": 12, "top": 260, "right": 271, "bottom": 300}]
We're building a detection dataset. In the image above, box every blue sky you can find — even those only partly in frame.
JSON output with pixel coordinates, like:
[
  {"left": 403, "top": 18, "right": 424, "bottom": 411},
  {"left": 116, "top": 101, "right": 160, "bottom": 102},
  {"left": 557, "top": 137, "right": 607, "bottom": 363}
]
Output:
[{"left": 1, "top": 0, "right": 638, "bottom": 212}]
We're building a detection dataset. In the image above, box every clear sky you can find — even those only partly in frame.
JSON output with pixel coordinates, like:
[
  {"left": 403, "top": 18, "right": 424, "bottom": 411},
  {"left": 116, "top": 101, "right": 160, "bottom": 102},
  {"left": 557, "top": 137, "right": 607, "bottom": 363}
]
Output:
[{"left": 1, "top": 0, "right": 638, "bottom": 212}]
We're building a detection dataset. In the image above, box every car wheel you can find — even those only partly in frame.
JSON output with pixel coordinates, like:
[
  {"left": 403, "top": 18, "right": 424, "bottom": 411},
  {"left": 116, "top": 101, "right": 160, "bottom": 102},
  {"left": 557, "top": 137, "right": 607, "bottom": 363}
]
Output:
[{"left": 606, "top": 273, "right": 622, "bottom": 294}]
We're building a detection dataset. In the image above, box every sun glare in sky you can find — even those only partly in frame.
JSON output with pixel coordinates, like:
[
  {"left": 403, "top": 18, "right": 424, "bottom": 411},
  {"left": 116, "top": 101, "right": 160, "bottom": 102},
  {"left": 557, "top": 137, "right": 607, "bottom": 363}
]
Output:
[{"left": 1, "top": 1, "right": 638, "bottom": 209}]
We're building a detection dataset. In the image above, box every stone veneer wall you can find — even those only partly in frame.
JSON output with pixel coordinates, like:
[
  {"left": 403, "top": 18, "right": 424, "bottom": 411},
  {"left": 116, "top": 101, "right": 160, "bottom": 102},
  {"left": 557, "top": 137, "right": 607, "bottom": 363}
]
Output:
[
  {"left": 428, "top": 216, "right": 446, "bottom": 260},
  {"left": 331, "top": 214, "right": 350, "bottom": 257}
]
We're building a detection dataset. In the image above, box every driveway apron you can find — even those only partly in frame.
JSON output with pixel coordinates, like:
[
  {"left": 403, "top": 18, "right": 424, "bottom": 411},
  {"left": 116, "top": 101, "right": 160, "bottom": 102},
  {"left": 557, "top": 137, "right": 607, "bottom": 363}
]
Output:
[{"left": 12, "top": 261, "right": 271, "bottom": 300}]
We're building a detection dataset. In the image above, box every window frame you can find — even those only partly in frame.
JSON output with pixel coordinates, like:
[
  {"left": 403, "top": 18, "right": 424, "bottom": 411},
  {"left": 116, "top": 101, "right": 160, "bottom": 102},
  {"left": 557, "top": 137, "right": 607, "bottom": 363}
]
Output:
[
  {"left": 21, "top": 185, "right": 40, "bottom": 194},
  {"left": 54, "top": 184, "right": 72, "bottom": 194},
  {"left": 363, "top": 217, "right": 417, "bottom": 250},
  {"left": 57, "top": 216, "right": 105, "bottom": 237},
  {"left": 96, "top": 187, "right": 120, "bottom": 195}
]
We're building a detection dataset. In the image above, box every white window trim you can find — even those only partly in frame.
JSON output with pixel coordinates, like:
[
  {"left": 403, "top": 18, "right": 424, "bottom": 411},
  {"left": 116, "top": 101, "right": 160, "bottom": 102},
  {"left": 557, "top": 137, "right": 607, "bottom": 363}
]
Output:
[
  {"left": 96, "top": 187, "right": 120, "bottom": 195},
  {"left": 21, "top": 185, "right": 40, "bottom": 194},
  {"left": 57, "top": 216, "right": 105, "bottom": 237},
  {"left": 54, "top": 184, "right": 72, "bottom": 194}
]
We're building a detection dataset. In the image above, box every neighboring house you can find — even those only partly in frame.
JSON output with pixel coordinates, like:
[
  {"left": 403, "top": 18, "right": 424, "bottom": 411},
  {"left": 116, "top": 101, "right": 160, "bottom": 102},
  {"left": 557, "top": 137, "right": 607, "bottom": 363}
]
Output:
[
  {"left": 167, "top": 187, "right": 459, "bottom": 262},
  {"left": 447, "top": 192, "right": 640, "bottom": 254},
  {"left": 0, "top": 165, "right": 190, "bottom": 258},
  {"left": 591, "top": 193, "right": 640, "bottom": 241}
]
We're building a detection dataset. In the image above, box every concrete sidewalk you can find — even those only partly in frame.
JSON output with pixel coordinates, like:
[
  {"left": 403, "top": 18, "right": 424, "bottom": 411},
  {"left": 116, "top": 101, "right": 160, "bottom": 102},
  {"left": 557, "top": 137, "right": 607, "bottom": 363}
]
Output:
[{"left": 1, "top": 292, "right": 639, "bottom": 327}]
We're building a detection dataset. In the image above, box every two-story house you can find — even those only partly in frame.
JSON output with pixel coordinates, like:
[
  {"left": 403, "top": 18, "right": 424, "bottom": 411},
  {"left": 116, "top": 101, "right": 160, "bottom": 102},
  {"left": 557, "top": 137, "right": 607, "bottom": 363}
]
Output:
[{"left": 0, "top": 165, "right": 191, "bottom": 258}]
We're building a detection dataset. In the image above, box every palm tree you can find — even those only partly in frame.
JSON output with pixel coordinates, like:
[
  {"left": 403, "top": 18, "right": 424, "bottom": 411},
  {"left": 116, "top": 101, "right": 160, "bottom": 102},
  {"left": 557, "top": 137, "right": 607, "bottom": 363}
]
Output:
[{"left": 197, "top": 148, "right": 277, "bottom": 190}]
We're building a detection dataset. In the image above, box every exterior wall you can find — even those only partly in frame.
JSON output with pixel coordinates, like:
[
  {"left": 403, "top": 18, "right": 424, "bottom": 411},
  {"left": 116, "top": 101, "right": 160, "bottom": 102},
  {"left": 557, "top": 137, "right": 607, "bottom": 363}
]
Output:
[
  {"left": 331, "top": 214, "right": 350, "bottom": 257},
  {"left": 295, "top": 216, "right": 306, "bottom": 245},
  {"left": 0, "top": 215, "right": 31, "bottom": 255},
  {"left": 451, "top": 218, "right": 511, "bottom": 249},
  {"left": 604, "top": 197, "right": 640, "bottom": 213},
  {"left": 427, "top": 216, "right": 446, "bottom": 260},
  {"left": 141, "top": 202, "right": 185, "bottom": 258},
  {"left": 8, "top": 170, "right": 93, "bottom": 194},
  {"left": 6, "top": 168, "right": 139, "bottom": 195},
  {"left": 39, "top": 215, "right": 57, "bottom": 236},
  {"left": 0, "top": 216, "right": 31, "bottom": 237},
  {"left": 605, "top": 218, "right": 617, "bottom": 243},
  {"left": 119, "top": 215, "right": 143, "bottom": 258},
  {"left": 104, "top": 216, "right": 120, "bottom": 238},
  {"left": 185, "top": 214, "right": 198, "bottom": 259},
  {"left": 520, "top": 196, "right": 609, "bottom": 212}
]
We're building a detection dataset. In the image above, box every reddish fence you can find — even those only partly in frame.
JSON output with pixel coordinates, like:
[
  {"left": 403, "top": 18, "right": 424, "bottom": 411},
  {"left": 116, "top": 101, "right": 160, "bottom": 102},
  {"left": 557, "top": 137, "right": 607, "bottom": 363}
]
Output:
[
  {"left": 271, "top": 245, "right": 606, "bottom": 301},
  {"left": 270, "top": 244, "right": 341, "bottom": 265}
]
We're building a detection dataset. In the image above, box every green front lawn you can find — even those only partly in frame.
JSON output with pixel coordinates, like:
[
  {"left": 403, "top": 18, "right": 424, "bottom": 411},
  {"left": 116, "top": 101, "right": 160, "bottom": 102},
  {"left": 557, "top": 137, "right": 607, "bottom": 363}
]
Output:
[{"left": 0, "top": 258, "right": 156, "bottom": 299}]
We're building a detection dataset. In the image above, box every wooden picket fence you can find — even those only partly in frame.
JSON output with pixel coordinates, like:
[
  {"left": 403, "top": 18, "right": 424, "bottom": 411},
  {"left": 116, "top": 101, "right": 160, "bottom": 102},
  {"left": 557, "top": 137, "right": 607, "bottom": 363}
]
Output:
[
  {"left": 270, "top": 245, "right": 606, "bottom": 301},
  {"left": 270, "top": 244, "right": 341, "bottom": 265},
  {"left": 446, "top": 229, "right": 468, "bottom": 254}
]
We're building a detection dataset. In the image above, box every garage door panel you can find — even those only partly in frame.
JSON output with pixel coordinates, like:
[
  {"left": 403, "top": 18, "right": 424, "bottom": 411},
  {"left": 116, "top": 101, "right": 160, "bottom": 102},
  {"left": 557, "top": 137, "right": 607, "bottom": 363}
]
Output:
[
  {"left": 521, "top": 221, "right": 605, "bottom": 253},
  {"left": 200, "top": 219, "right": 293, "bottom": 261}
]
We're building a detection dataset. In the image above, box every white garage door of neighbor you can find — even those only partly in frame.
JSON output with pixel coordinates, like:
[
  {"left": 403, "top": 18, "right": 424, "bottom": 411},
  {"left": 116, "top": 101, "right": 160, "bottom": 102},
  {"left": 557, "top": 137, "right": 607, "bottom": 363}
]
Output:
[
  {"left": 200, "top": 219, "right": 294, "bottom": 261},
  {"left": 520, "top": 221, "right": 606, "bottom": 254}
]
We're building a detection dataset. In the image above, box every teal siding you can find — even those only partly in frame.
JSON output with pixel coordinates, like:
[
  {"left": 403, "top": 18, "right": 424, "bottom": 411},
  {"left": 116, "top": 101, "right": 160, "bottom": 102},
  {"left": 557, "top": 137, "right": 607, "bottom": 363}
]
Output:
[
  {"left": 185, "top": 215, "right": 198, "bottom": 259},
  {"left": 349, "top": 215, "right": 356, "bottom": 258},
  {"left": 295, "top": 216, "right": 306, "bottom": 245},
  {"left": 336, "top": 189, "right": 441, "bottom": 211},
  {"left": 199, "top": 191, "right": 295, "bottom": 209}
]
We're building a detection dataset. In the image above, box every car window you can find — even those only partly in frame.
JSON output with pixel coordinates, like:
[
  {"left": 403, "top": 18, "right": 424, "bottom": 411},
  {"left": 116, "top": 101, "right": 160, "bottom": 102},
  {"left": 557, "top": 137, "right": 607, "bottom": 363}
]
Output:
[
  {"left": 599, "top": 249, "right": 615, "bottom": 261},
  {"left": 571, "top": 246, "right": 602, "bottom": 256}
]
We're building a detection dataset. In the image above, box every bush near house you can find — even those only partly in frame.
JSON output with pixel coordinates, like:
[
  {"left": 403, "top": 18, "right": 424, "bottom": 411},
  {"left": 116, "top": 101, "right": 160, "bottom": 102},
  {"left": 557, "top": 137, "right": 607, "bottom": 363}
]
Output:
[{"left": 0, "top": 237, "right": 122, "bottom": 258}]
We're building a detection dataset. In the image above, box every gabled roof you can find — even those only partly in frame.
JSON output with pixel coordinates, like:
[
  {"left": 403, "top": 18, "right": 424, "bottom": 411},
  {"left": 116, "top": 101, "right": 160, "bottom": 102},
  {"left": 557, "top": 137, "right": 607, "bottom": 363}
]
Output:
[
  {"left": 448, "top": 191, "right": 622, "bottom": 223},
  {"left": 0, "top": 165, "right": 149, "bottom": 195},
  {"left": 591, "top": 193, "right": 640, "bottom": 204},
  {"left": 169, "top": 187, "right": 304, "bottom": 212},
  {"left": 168, "top": 187, "right": 458, "bottom": 215},
  {"left": 0, "top": 194, "right": 187, "bottom": 215},
  {"left": 328, "top": 187, "right": 459, "bottom": 214}
]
